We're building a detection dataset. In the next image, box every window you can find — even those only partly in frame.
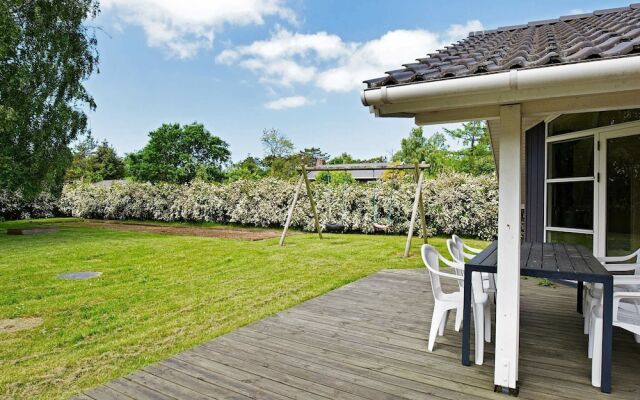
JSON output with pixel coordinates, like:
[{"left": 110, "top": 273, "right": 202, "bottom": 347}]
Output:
[
  {"left": 545, "top": 120, "right": 596, "bottom": 248},
  {"left": 547, "top": 137, "right": 593, "bottom": 179},
  {"left": 548, "top": 108, "right": 640, "bottom": 136}
]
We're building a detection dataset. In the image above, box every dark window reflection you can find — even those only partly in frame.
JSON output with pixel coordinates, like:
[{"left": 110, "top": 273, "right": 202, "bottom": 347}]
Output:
[
  {"left": 547, "top": 231, "right": 593, "bottom": 251},
  {"left": 548, "top": 138, "right": 594, "bottom": 179},
  {"left": 547, "top": 182, "right": 594, "bottom": 229},
  {"left": 606, "top": 134, "right": 640, "bottom": 256},
  {"left": 549, "top": 108, "right": 640, "bottom": 136}
]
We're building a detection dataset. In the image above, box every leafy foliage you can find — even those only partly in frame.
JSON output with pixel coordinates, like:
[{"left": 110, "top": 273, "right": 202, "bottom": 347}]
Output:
[
  {"left": 261, "top": 128, "right": 294, "bottom": 158},
  {"left": 328, "top": 152, "right": 386, "bottom": 165},
  {"left": 226, "top": 156, "right": 267, "bottom": 182},
  {"left": 444, "top": 121, "right": 495, "bottom": 175},
  {"left": 393, "top": 123, "right": 495, "bottom": 176},
  {"left": 126, "top": 123, "right": 230, "bottom": 184},
  {"left": 298, "top": 147, "right": 329, "bottom": 167},
  {"left": 66, "top": 137, "right": 125, "bottom": 183},
  {"left": 0, "top": 0, "right": 100, "bottom": 198},
  {"left": 315, "top": 171, "right": 355, "bottom": 185},
  {"left": 392, "top": 127, "right": 451, "bottom": 175}
]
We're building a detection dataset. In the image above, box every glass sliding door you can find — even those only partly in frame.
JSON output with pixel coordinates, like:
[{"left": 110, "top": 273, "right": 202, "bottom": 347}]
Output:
[{"left": 600, "top": 130, "right": 640, "bottom": 256}]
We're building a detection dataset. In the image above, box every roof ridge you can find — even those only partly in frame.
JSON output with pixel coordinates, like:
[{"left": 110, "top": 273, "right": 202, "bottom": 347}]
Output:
[{"left": 469, "top": 3, "right": 640, "bottom": 37}]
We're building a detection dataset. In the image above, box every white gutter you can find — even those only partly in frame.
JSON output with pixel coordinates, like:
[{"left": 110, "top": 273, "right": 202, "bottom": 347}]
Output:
[{"left": 361, "top": 56, "right": 640, "bottom": 114}]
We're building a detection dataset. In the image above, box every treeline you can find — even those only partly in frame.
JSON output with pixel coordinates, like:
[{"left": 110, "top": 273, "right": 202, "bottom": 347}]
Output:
[{"left": 65, "top": 121, "right": 495, "bottom": 186}]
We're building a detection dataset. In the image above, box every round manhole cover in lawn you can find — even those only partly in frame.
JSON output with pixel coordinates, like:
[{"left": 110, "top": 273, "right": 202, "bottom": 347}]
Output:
[
  {"left": 0, "top": 317, "right": 44, "bottom": 333},
  {"left": 57, "top": 271, "right": 102, "bottom": 280}
]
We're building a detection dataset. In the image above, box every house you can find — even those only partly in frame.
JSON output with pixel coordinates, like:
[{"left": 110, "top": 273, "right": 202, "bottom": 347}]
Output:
[{"left": 361, "top": 5, "right": 640, "bottom": 393}]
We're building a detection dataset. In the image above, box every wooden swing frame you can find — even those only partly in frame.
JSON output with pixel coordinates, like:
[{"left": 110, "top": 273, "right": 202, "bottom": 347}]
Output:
[{"left": 279, "top": 162, "right": 429, "bottom": 257}]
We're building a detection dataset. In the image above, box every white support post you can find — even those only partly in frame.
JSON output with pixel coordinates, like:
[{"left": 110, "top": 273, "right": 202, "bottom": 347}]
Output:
[{"left": 494, "top": 104, "right": 522, "bottom": 391}]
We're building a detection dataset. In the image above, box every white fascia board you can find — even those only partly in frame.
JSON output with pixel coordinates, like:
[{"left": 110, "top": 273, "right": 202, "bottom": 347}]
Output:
[{"left": 361, "top": 57, "right": 640, "bottom": 117}]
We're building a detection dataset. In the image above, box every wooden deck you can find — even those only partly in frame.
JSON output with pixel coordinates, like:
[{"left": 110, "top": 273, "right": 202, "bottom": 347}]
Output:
[{"left": 74, "top": 269, "right": 640, "bottom": 400}]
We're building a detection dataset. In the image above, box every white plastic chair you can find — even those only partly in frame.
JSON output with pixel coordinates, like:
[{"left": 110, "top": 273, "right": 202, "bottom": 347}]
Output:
[
  {"left": 589, "top": 275, "right": 640, "bottom": 388},
  {"left": 421, "top": 244, "right": 490, "bottom": 365},
  {"left": 449, "top": 236, "right": 496, "bottom": 301},
  {"left": 447, "top": 238, "right": 493, "bottom": 342},
  {"left": 452, "top": 234, "right": 483, "bottom": 254},
  {"left": 583, "top": 248, "right": 640, "bottom": 334}
]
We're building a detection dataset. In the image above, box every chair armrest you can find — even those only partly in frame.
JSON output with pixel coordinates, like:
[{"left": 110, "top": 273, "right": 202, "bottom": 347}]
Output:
[
  {"left": 428, "top": 267, "right": 464, "bottom": 281},
  {"left": 463, "top": 243, "right": 483, "bottom": 254},
  {"left": 612, "top": 292, "right": 640, "bottom": 321},
  {"left": 604, "top": 264, "right": 640, "bottom": 273},
  {"left": 597, "top": 249, "right": 640, "bottom": 263},
  {"left": 462, "top": 251, "right": 476, "bottom": 260},
  {"left": 613, "top": 275, "right": 640, "bottom": 286},
  {"left": 439, "top": 254, "right": 464, "bottom": 271}
]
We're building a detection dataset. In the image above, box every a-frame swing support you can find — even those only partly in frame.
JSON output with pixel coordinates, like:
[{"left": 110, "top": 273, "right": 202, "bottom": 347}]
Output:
[{"left": 280, "top": 163, "right": 428, "bottom": 254}]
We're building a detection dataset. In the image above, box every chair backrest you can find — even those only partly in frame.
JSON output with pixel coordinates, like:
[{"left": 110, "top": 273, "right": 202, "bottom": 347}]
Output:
[
  {"left": 448, "top": 238, "right": 485, "bottom": 300},
  {"left": 421, "top": 244, "right": 445, "bottom": 299},
  {"left": 447, "top": 238, "right": 464, "bottom": 263},
  {"left": 447, "top": 239, "right": 465, "bottom": 277}
]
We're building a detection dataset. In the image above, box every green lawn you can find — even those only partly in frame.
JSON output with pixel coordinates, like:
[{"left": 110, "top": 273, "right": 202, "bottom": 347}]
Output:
[{"left": 0, "top": 218, "right": 487, "bottom": 399}]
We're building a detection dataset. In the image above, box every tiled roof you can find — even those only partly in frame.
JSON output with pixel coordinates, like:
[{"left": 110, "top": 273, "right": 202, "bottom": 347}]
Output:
[{"left": 364, "top": 5, "right": 640, "bottom": 88}]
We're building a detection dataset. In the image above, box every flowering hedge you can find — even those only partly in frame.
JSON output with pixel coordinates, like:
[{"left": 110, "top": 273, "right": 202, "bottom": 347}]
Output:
[
  {"left": 0, "top": 191, "right": 59, "bottom": 221},
  {"left": 58, "top": 173, "right": 498, "bottom": 239}
]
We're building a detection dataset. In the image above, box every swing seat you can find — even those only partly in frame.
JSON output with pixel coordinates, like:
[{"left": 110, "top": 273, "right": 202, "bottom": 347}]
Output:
[
  {"left": 325, "top": 222, "right": 344, "bottom": 232},
  {"left": 372, "top": 222, "right": 391, "bottom": 232}
]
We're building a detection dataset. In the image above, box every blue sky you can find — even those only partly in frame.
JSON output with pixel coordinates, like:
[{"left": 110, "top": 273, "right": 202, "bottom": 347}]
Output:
[{"left": 87, "top": 0, "right": 629, "bottom": 161}]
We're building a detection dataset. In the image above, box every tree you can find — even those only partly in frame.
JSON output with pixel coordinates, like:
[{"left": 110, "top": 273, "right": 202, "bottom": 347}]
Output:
[
  {"left": 392, "top": 127, "right": 452, "bottom": 174},
  {"left": 126, "top": 123, "right": 230, "bottom": 184},
  {"left": 328, "top": 153, "right": 386, "bottom": 165},
  {"left": 297, "top": 147, "right": 329, "bottom": 167},
  {"left": 226, "top": 156, "right": 266, "bottom": 181},
  {"left": 92, "top": 140, "right": 125, "bottom": 181},
  {"left": 66, "top": 138, "right": 125, "bottom": 182},
  {"left": 0, "top": 0, "right": 100, "bottom": 198},
  {"left": 260, "top": 128, "right": 299, "bottom": 178},
  {"left": 444, "top": 121, "right": 495, "bottom": 175},
  {"left": 261, "top": 128, "right": 294, "bottom": 158}
]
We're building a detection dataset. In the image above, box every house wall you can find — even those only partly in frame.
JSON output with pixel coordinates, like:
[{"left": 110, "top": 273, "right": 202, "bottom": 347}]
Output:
[{"left": 524, "top": 122, "right": 545, "bottom": 242}]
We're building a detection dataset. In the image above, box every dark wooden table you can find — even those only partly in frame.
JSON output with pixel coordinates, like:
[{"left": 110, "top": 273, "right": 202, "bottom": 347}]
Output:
[{"left": 463, "top": 241, "right": 614, "bottom": 394}]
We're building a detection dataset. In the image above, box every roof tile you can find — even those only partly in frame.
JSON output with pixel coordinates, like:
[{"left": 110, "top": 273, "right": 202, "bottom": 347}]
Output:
[{"left": 364, "top": 5, "right": 640, "bottom": 88}]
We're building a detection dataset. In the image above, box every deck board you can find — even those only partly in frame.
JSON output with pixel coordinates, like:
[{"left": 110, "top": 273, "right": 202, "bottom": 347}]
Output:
[{"left": 75, "top": 269, "right": 640, "bottom": 400}]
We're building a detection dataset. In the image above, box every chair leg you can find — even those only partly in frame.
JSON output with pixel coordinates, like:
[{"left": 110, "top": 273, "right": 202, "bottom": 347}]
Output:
[
  {"left": 439, "top": 310, "right": 449, "bottom": 336},
  {"left": 591, "top": 316, "right": 603, "bottom": 388},
  {"left": 429, "top": 303, "right": 445, "bottom": 352},
  {"left": 454, "top": 306, "right": 462, "bottom": 332},
  {"left": 484, "top": 303, "right": 491, "bottom": 343},
  {"left": 474, "top": 304, "right": 484, "bottom": 365},
  {"left": 588, "top": 314, "right": 595, "bottom": 359},
  {"left": 584, "top": 296, "right": 592, "bottom": 335}
]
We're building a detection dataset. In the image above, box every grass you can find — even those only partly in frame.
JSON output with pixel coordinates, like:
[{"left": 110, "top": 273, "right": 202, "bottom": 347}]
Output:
[{"left": 0, "top": 218, "right": 487, "bottom": 399}]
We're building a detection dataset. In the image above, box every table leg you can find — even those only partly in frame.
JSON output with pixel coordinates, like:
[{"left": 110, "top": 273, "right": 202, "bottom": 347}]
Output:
[
  {"left": 577, "top": 281, "right": 583, "bottom": 314},
  {"left": 462, "top": 267, "right": 472, "bottom": 366},
  {"left": 600, "top": 277, "right": 613, "bottom": 393}
]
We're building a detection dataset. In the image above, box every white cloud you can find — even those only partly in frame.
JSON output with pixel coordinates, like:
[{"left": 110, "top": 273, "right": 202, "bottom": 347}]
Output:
[
  {"left": 217, "top": 20, "right": 483, "bottom": 93},
  {"left": 264, "top": 95, "right": 312, "bottom": 110},
  {"left": 102, "top": 0, "right": 296, "bottom": 58}
]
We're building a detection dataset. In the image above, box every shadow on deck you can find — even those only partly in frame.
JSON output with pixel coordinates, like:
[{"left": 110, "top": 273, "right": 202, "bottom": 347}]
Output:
[{"left": 74, "top": 269, "right": 640, "bottom": 400}]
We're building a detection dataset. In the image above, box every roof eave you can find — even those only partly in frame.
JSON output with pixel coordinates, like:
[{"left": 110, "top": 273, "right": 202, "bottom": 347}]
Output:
[{"left": 361, "top": 56, "right": 640, "bottom": 121}]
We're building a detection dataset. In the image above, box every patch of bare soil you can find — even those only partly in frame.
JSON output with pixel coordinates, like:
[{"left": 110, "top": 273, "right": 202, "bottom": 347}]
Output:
[
  {"left": 0, "top": 317, "right": 43, "bottom": 334},
  {"left": 65, "top": 220, "right": 294, "bottom": 241}
]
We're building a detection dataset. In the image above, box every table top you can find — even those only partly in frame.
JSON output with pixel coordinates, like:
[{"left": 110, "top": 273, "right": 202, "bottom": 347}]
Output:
[{"left": 465, "top": 241, "right": 611, "bottom": 281}]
